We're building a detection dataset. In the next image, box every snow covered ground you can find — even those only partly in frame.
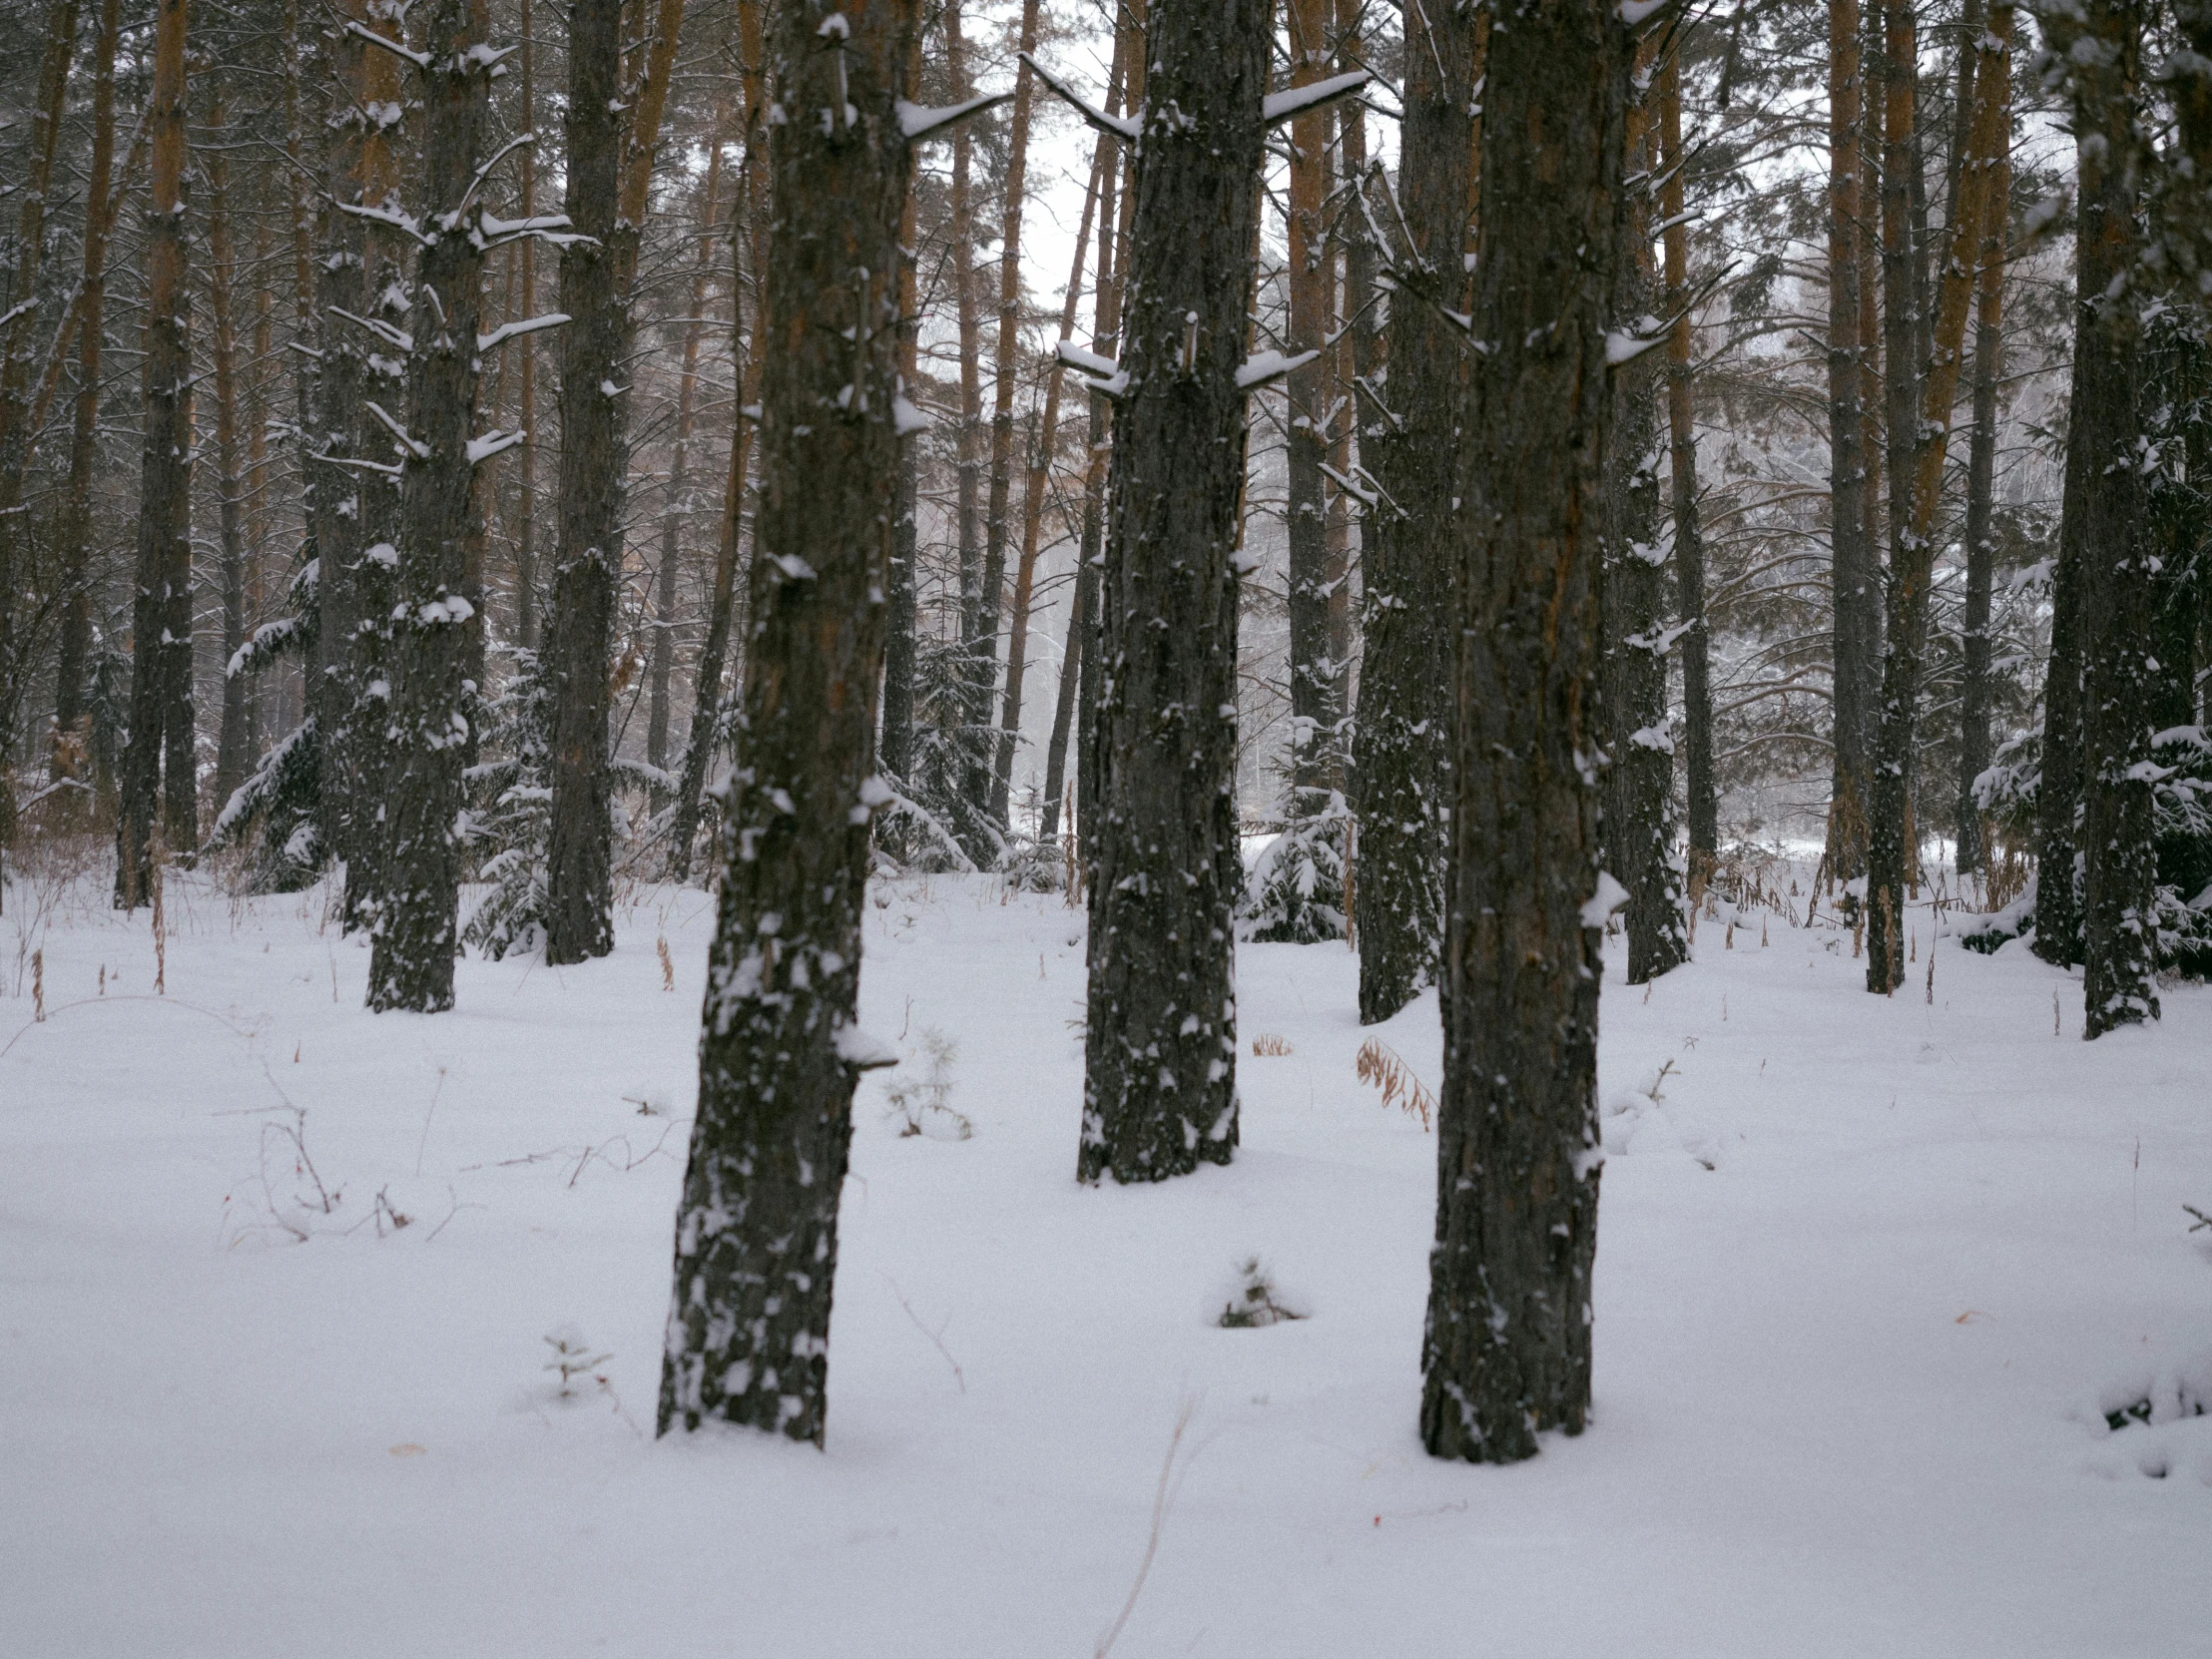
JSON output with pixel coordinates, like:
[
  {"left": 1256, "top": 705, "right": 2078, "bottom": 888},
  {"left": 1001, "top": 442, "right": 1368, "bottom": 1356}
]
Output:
[{"left": 3, "top": 854, "right": 2209, "bottom": 1657}]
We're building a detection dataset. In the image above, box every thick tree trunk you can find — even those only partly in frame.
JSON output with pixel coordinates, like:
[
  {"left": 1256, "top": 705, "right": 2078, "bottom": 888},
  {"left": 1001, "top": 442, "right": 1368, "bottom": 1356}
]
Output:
[
  {"left": 968, "top": 0, "right": 1044, "bottom": 831},
  {"left": 514, "top": 0, "right": 539, "bottom": 651},
  {"left": 51, "top": 0, "right": 124, "bottom": 785},
  {"left": 364, "top": 0, "right": 502, "bottom": 1013},
  {"left": 1285, "top": 0, "right": 1337, "bottom": 805},
  {"left": 1956, "top": 53, "right": 2008, "bottom": 878},
  {"left": 1079, "top": 0, "right": 1268, "bottom": 1184},
  {"left": 2034, "top": 356, "right": 2091, "bottom": 966},
  {"left": 1423, "top": 0, "right": 1628, "bottom": 1465},
  {"left": 658, "top": 0, "right": 916, "bottom": 1445},
  {"left": 207, "top": 89, "right": 256, "bottom": 812},
  {"left": 1866, "top": 6, "right": 2010, "bottom": 993},
  {"left": 1661, "top": 50, "right": 1714, "bottom": 862},
  {"left": 2059, "top": 0, "right": 2159, "bottom": 1035},
  {"left": 542, "top": 0, "right": 630, "bottom": 965},
  {"left": 1826, "top": 0, "right": 1876, "bottom": 883},
  {"left": 0, "top": 0, "right": 79, "bottom": 829},
  {"left": 880, "top": 34, "right": 923, "bottom": 790},
  {"left": 1350, "top": 0, "right": 1482, "bottom": 1024},
  {"left": 117, "top": 0, "right": 194, "bottom": 906},
  {"left": 1605, "top": 38, "right": 1686, "bottom": 987}
]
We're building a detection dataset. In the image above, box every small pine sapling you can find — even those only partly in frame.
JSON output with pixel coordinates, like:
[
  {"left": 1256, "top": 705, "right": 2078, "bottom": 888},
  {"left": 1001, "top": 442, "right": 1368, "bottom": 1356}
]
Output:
[
  {"left": 883, "top": 1028, "right": 971, "bottom": 1139},
  {"left": 1217, "top": 1257, "right": 1307, "bottom": 1327}
]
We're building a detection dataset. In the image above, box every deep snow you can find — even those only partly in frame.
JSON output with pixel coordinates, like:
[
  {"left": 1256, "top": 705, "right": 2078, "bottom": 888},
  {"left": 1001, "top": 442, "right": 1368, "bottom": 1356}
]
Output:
[{"left": 2, "top": 859, "right": 2208, "bottom": 1657}]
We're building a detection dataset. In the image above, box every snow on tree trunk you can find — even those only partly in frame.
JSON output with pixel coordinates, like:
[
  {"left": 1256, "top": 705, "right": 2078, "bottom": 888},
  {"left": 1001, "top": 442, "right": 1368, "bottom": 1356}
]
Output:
[
  {"left": 1077, "top": 0, "right": 1269, "bottom": 1184},
  {"left": 116, "top": 0, "right": 194, "bottom": 907},
  {"left": 1421, "top": 0, "right": 1627, "bottom": 1465},
  {"left": 658, "top": 0, "right": 917, "bottom": 1444},
  {"left": 1349, "top": 1, "right": 1483, "bottom": 1024},
  {"left": 1955, "top": 52, "right": 2008, "bottom": 878},
  {"left": 542, "top": 0, "right": 626, "bottom": 966},
  {"left": 1660, "top": 51, "right": 1713, "bottom": 866},
  {"left": 364, "top": 0, "right": 507, "bottom": 1013}
]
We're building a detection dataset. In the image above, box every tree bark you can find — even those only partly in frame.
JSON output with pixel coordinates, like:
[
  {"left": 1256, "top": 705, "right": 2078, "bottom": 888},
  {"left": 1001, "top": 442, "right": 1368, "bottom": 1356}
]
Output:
[
  {"left": 364, "top": 0, "right": 504, "bottom": 1012},
  {"left": 1078, "top": 0, "right": 1268, "bottom": 1184},
  {"left": 1605, "top": 34, "right": 1686, "bottom": 986},
  {"left": 1826, "top": 0, "right": 1876, "bottom": 883},
  {"left": 116, "top": 0, "right": 195, "bottom": 906},
  {"left": 50, "top": 0, "right": 124, "bottom": 786},
  {"left": 1865, "top": 4, "right": 2010, "bottom": 992},
  {"left": 2057, "top": 0, "right": 2159, "bottom": 1035},
  {"left": 514, "top": 0, "right": 539, "bottom": 650},
  {"left": 658, "top": 0, "right": 917, "bottom": 1445},
  {"left": 1285, "top": 0, "right": 1337, "bottom": 805},
  {"left": 1350, "top": 0, "right": 1483, "bottom": 1024},
  {"left": 207, "top": 84, "right": 256, "bottom": 812},
  {"left": 1661, "top": 48, "right": 1714, "bottom": 862},
  {"left": 1423, "top": 0, "right": 1628, "bottom": 1465},
  {"left": 945, "top": 0, "right": 989, "bottom": 838},
  {"left": 879, "top": 27, "right": 924, "bottom": 789},
  {"left": 1955, "top": 45, "right": 2008, "bottom": 877}
]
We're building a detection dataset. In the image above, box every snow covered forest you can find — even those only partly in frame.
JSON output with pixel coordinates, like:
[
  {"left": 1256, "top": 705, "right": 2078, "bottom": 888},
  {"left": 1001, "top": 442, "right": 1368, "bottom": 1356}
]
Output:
[{"left": 2, "top": 0, "right": 2209, "bottom": 1649}]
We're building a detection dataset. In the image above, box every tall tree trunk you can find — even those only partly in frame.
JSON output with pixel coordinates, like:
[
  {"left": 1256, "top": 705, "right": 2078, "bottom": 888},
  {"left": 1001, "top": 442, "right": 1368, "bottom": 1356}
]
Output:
[
  {"left": 1335, "top": 0, "right": 1377, "bottom": 701},
  {"left": 51, "top": 0, "right": 124, "bottom": 787},
  {"left": 207, "top": 85, "right": 255, "bottom": 812},
  {"left": 1605, "top": 35, "right": 1686, "bottom": 986},
  {"left": 364, "top": 0, "right": 507, "bottom": 1012},
  {"left": 658, "top": 0, "right": 917, "bottom": 1445},
  {"left": 2058, "top": 0, "right": 2159, "bottom": 1034},
  {"left": 989, "top": 128, "right": 1110, "bottom": 828},
  {"left": 1826, "top": 0, "right": 1876, "bottom": 883},
  {"left": 542, "top": 0, "right": 633, "bottom": 965},
  {"left": 968, "top": 0, "right": 1044, "bottom": 831},
  {"left": 1072, "top": 0, "right": 1144, "bottom": 864},
  {"left": 0, "top": 0, "right": 80, "bottom": 838},
  {"left": 1078, "top": 0, "right": 1269, "bottom": 1184},
  {"left": 946, "top": 0, "right": 988, "bottom": 837},
  {"left": 2034, "top": 357, "right": 2091, "bottom": 965},
  {"left": 879, "top": 26, "right": 923, "bottom": 789},
  {"left": 1865, "top": 5, "right": 2010, "bottom": 993},
  {"left": 1956, "top": 47, "right": 2009, "bottom": 878},
  {"left": 514, "top": 0, "right": 539, "bottom": 651},
  {"left": 1285, "top": 0, "right": 1336, "bottom": 805},
  {"left": 116, "top": 0, "right": 194, "bottom": 905},
  {"left": 1661, "top": 48, "right": 1714, "bottom": 863},
  {"left": 1423, "top": 0, "right": 1629, "bottom": 1466},
  {"left": 1351, "top": 0, "right": 1483, "bottom": 1023},
  {"left": 666, "top": 0, "right": 769, "bottom": 883}
]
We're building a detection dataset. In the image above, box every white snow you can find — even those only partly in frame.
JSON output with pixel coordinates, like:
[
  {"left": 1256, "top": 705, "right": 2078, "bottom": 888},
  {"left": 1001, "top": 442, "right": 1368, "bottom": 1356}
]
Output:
[{"left": 2, "top": 864, "right": 2208, "bottom": 1656}]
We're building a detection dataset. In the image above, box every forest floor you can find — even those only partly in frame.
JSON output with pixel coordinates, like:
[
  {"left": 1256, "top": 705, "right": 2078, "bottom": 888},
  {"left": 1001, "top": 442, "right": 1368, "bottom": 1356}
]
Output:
[{"left": 3, "top": 852, "right": 2209, "bottom": 1657}]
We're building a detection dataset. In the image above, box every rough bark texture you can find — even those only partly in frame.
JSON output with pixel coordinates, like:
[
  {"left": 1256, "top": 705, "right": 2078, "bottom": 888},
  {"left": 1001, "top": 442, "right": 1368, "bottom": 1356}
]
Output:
[
  {"left": 880, "top": 58, "right": 922, "bottom": 788},
  {"left": 1826, "top": 0, "right": 1876, "bottom": 882},
  {"left": 1285, "top": 0, "right": 1337, "bottom": 803},
  {"left": 364, "top": 0, "right": 498, "bottom": 1013},
  {"left": 946, "top": 0, "right": 989, "bottom": 840},
  {"left": 542, "top": 0, "right": 628, "bottom": 965},
  {"left": 1661, "top": 51, "right": 1714, "bottom": 861},
  {"left": 1350, "top": 0, "right": 1481, "bottom": 1024},
  {"left": 207, "top": 90, "right": 256, "bottom": 812},
  {"left": 514, "top": 0, "right": 539, "bottom": 651},
  {"left": 1422, "top": 0, "right": 1626, "bottom": 1467},
  {"left": 117, "top": 0, "right": 195, "bottom": 907},
  {"left": 2057, "top": 0, "right": 2159, "bottom": 1035},
  {"left": 1866, "top": 7, "right": 2008, "bottom": 992},
  {"left": 1078, "top": 0, "right": 1268, "bottom": 1185},
  {"left": 658, "top": 0, "right": 915, "bottom": 1445},
  {"left": 1605, "top": 41, "right": 1686, "bottom": 987},
  {"left": 1956, "top": 52, "right": 2008, "bottom": 877},
  {"left": 50, "top": 0, "right": 124, "bottom": 785}
]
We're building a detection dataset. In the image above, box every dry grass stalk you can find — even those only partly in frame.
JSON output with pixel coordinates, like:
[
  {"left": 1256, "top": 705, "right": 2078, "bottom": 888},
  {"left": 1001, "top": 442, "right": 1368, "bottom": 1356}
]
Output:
[
  {"left": 1250, "top": 1033, "right": 1292, "bottom": 1056},
  {"left": 1356, "top": 1037, "right": 1433, "bottom": 1131}
]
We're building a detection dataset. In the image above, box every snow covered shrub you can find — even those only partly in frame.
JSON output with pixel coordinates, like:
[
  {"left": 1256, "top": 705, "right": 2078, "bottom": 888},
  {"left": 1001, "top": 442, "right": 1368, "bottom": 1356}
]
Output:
[
  {"left": 1239, "top": 791, "right": 1348, "bottom": 943},
  {"left": 883, "top": 1028, "right": 970, "bottom": 1140},
  {"left": 1216, "top": 1257, "right": 1307, "bottom": 1328},
  {"left": 996, "top": 832, "right": 1064, "bottom": 893},
  {"left": 461, "top": 649, "right": 553, "bottom": 960}
]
